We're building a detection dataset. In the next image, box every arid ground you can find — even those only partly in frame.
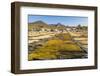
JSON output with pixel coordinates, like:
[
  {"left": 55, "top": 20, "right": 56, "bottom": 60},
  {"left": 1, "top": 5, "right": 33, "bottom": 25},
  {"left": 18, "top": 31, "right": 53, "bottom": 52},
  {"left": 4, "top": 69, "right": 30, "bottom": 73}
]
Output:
[{"left": 28, "top": 21, "right": 88, "bottom": 60}]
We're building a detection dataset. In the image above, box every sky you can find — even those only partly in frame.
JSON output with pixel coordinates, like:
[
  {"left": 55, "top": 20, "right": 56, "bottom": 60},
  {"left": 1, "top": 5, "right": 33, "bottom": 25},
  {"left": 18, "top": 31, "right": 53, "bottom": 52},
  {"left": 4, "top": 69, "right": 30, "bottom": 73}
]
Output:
[{"left": 28, "top": 15, "right": 88, "bottom": 26}]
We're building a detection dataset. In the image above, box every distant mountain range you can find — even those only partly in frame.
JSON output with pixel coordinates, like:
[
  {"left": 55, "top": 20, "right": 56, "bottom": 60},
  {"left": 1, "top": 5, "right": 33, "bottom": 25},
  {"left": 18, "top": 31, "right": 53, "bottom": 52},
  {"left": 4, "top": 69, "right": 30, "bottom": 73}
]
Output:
[{"left": 28, "top": 21, "right": 67, "bottom": 31}]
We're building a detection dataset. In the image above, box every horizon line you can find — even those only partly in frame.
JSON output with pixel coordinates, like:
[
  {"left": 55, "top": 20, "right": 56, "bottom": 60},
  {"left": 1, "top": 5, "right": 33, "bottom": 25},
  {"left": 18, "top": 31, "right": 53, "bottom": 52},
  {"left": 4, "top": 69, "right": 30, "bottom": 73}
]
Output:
[{"left": 28, "top": 20, "right": 88, "bottom": 26}]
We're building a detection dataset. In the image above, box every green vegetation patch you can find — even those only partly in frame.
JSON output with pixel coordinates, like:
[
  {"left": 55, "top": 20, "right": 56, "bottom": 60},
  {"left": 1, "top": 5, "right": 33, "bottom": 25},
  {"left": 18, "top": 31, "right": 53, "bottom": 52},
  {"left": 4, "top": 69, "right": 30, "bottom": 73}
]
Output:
[
  {"left": 54, "top": 33, "right": 71, "bottom": 41},
  {"left": 28, "top": 38, "right": 82, "bottom": 60}
]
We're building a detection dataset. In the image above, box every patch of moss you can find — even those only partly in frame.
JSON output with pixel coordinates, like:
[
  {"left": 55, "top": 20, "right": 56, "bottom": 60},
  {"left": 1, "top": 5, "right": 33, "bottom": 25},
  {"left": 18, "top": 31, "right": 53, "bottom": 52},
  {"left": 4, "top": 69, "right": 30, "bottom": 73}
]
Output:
[{"left": 28, "top": 38, "right": 82, "bottom": 60}]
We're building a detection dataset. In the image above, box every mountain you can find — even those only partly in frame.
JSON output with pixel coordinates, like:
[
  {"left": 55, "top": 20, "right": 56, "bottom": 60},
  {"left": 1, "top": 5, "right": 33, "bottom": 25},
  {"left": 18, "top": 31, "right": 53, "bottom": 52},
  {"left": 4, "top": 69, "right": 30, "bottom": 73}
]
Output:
[
  {"left": 30, "top": 20, "right": 48, "bottom": 25},
  {"left": 28, "top": 21, "right": 48, "bottom": 31}
]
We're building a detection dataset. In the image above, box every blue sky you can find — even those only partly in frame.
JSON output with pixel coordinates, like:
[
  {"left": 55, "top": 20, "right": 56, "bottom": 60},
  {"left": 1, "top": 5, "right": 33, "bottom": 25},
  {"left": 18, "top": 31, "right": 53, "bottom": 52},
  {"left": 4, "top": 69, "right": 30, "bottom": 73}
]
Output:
[{"left": 28, "top": 15, "right": 88, "bottom": 26}]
